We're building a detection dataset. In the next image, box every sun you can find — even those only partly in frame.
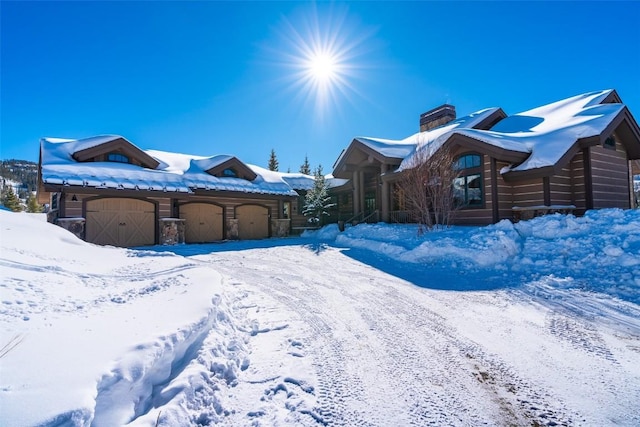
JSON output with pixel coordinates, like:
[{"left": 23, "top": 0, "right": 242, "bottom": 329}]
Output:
[
  {"left": 266, "top": 5, "right": 375, "bottom": 119},
  {"left": 306, "top": 51, "right": 338, "bottom": 83}
]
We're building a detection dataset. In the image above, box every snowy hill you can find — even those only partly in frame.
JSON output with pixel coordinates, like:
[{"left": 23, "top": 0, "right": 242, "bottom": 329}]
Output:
[
  {"left": 1, "top": 210, "right": 639, "bottom": 426},
  {"left": 0, "top": 159, "right": 37, "bottom": 197}
]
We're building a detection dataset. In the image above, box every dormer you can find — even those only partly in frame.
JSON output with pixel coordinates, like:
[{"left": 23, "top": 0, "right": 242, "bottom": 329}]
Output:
[
  {"left": 72, "top": 136, "right": 160, "bottom": 169},
  {"left": 195, "top": 156, "right": 258, "bottom": 181}
]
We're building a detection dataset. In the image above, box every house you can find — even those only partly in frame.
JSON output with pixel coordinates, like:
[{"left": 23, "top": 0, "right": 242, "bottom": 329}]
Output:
[
  {"left": 331, "top": 89, "right": 640, "bottom": 225},
  {"left": 37, "top": 135, "right": 345, "bottom": 247}
]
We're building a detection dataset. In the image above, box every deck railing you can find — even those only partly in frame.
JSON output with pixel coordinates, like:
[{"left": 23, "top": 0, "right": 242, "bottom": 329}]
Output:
[
  {"left": 344, "top": 210, "right": 379, "bottom": 226},
  {"left": 389, "top": 210, "right": 412, "bottom": 224}
]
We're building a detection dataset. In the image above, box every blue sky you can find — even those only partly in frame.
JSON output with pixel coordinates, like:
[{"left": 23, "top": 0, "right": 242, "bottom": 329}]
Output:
[{"left": 2, "top": 1, "right": 639, "bottom": 173}]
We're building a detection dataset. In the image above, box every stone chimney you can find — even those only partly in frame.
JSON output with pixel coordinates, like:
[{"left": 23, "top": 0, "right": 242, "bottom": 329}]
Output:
[{"left": 419, "top": 104, "right": 456, "bottom": 132}]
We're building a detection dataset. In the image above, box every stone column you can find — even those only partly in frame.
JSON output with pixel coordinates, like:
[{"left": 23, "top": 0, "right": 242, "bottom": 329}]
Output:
[
  {"left": 272, "top": 219, "right": 291, "bottom": 237},
  {"left": 55, "top": 217, "right": 85, "bottom": 240},
  {"left": 226, "top": 218, "right": 239, "bottom": 240},
  {"left": 159, "top": 218, "right": 185, "bottom": 245}
]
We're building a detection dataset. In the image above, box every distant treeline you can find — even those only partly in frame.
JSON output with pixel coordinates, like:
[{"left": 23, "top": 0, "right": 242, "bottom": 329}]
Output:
[{"left": 1, "top": 159, "right": 38, "bottom": 192}]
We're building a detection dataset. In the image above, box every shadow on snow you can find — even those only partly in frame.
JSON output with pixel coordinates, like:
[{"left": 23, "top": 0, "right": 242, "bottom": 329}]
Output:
[{"left": 137, "top": 237, "right": 512, "bottom": 292}]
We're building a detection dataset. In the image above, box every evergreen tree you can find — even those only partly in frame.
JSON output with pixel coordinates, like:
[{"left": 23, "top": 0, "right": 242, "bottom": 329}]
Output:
[
  {"left": 268, "top": 149, "right": 279, "bottom": 171},
  {"left": 302, "top": 165, "right": 335, "bottom": 226},
  {"left": 299, "top": 155, "right": 311, "bottom": 175},
  {"left": 2, "top": 186, "right": 22, "bottom": 212},
  {"left": 26, "top": 192, "right": 42, "bottom": 213}
]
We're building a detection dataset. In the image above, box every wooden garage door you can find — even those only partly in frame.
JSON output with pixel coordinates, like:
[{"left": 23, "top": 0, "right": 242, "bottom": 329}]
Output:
[
  {"left": 236, "top": 204, "right": 269, "bottom": 240},
  {"left": 179, "top": 203, "right": 223, "bottom": 243},
  {"left": 86, "top": 198, "right": 155, "bottom": 247}
]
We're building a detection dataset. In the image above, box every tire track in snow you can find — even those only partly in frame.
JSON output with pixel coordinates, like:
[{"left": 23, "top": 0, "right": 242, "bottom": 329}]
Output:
[
  {"left": 356, "top": 287, "right": 488, "bottom": 426},
  {"left": 378, "top": 288, "right": 579, "bottom": 426},
  {"left": 206, "top": 249, "right": 377, "bottom": 426},
  {"left": 196, "top": 245, "right": 608, "bottom": 426},
  {"left": 239, "top": 274, "right": 371, "bottom": 425}
]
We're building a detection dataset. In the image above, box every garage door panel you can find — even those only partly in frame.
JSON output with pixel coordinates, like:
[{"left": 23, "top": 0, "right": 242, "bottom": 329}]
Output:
[
  {"left": 237, "top": 205, "right": 269, "bottom": 240},
  {"left": 121, "top": 211, "right": 156, "bottom": 247},
  {"left": 86, "top": 198, "right": 155, "bottom": 247},
  {"left": 179, "top": 203, "right": 223, "bottom": 243},
  {"left": 86, "top": 211, "right": 120, "bottom": 246}
]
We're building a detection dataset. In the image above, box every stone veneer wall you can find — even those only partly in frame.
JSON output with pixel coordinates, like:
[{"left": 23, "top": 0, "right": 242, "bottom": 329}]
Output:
[
  {"left": 272, "top": 219, "right": 291, "bottom": 237},
  {"left": 55, "top": 217, "right": 85, "bottom": 240},
  {"left": 226, "top": 218, "right": 239, "bottom": 240},
  {"left": 159, "top": 218, "right": 185, "bottom": 245}
]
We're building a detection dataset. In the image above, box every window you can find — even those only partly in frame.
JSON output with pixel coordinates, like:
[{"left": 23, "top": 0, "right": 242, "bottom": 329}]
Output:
[
  {"left": 107, "top": 153, "right": 130, "bottom": 163},
  {"left": 222, "top": 168, "right": 237, "bottom": 177},
  {"left": 604, "top": 136, "right": 616, "bottom": 150},
  {"left": 393, "top": 186, "right": 406, "bottom": 211},
  {"left": 364, "top": 192, "right": 376, "bottom": 214},
  {"left": 50, "top": 193, "right": 59, "bottom": 210},
  {"left": 283, "top": 201, "right": 291, "bottom": 219},
  {"left": 453, "top": 154, "right": 483, "bottom": 208},
  {"left": 455, "top": 154, "right": 481, "bottom": 170}
]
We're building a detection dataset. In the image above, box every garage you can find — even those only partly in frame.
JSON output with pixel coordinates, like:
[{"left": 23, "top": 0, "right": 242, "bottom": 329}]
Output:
[
  {"left": 85, "top": 198, "right": 155, "bottom": 247},
  {"left": 236, "top": 204, "right": 269, "bottom": 240},
  {"left": 179, "top": 203, "right": 224, "bottom": 243}
]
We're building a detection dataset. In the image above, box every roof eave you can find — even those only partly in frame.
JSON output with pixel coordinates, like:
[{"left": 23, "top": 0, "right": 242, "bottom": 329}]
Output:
[
  {"left": 445, "top": 133, "right": 530, "bottom": 164},
  {"left": 332, "top": 138, "right": 405, "bottom": 179}
]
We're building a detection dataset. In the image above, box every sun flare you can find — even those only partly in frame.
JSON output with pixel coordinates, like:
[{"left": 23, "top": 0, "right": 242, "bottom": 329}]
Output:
[
  {"left": 306, "top": 52, "right": 338, "bottom": 83},
  {"left": 269, "top": 5, "right": 374, "bottom": 118}
]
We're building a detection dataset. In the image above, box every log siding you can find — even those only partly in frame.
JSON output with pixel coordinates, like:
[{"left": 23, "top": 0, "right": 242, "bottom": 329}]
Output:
[
  {"left": 590, "top": 140, "right": 630, "bottom": 209},
  {"left": 511, "top": 179, "right": 545, "bottom": 208}
]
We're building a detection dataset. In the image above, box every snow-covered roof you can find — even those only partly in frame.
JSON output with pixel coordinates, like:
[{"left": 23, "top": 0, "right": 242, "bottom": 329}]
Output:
[
  {"left": 339, "top": 89, "right": 635, "bottom": 178},
  {"left": 334, "top": 108, "right": 502, "bottom": 174},
  {"left": 462, "top": 90, "right": 625, "bottom": 173},
  {"left": 281, "top": 172, "right": 349, "bottom": 190},
  {"left": 40, "top": 137, "right": 329, "bottom": 196},
  {"left": 397, "top": 108, "right": 503, "bottom": 170},
  {"left": 353, "top": 137, "right": 416, "bottom": 160}
]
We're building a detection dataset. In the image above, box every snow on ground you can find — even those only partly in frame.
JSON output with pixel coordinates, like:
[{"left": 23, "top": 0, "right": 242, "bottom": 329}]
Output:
[{"left": 1, "top": 209, "right": 639, "bottom": 426}]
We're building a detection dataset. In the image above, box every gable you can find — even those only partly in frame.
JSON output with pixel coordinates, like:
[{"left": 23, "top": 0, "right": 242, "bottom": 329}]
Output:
[
  {"left": 333, "top": 138, "right": 412, "bottom": 178},
  {"left": 333, "top": 108, "right": 507, "bottom": 179},
  {"left": 72, "top": 136, "right": 160, "bottom": 169},
  {"left": 589, "top": 106, "right": 640, "bottom": 159},
  {"left": 200, "top": 157, "right": 258, "bottom": 181}
]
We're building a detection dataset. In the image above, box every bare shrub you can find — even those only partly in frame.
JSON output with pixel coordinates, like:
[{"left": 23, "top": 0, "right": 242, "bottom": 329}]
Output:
[{"left": 397, "top": 146, "right": 459, "bottom": 233}]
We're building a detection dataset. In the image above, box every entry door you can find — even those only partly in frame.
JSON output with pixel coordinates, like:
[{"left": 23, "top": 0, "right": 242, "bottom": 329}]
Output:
[
  {"left": 179, "top": 203, "right": 224, "bottom": 243},
  {"left": 86, "top": 198, "right": 155, "bottom": 247},
  {"left": 236, "top": 204, "right": 269, "bottom": 240}
]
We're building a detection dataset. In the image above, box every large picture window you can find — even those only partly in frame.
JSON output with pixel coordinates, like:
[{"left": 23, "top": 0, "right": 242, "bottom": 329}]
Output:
[{"left": 453, "top": 154, "right": 483, "bottom": 208}]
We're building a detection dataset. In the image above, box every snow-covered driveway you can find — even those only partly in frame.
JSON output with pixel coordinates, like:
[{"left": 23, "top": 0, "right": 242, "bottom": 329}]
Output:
[
  {"left": 2, "top": 211, "right": 639, "bottom": 426},
  {"left": 178, "top": 238, "right": 639, "bottom": 426}
]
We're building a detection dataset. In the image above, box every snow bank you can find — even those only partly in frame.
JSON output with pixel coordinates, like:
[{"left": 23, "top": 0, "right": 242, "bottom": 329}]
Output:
[
  {"left": 0, "top": 211, "right": 245, "bottom": 426},
  {"left": 2, "top": 208, "right": 639, "bottom": 425},
  {"left": 305, "top": 209, "right": 640, "bottom": 303}
]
